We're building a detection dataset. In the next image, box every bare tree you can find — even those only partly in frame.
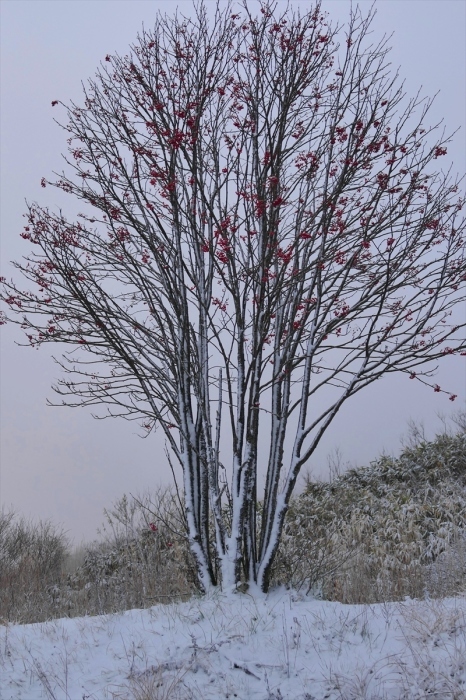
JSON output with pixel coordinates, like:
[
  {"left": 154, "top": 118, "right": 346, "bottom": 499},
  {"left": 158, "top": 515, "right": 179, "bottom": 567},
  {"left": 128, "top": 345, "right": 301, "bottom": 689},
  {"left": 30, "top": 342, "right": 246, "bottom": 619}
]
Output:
[{"left": 2, "top": 1, "right": 465, "bottom": 592}]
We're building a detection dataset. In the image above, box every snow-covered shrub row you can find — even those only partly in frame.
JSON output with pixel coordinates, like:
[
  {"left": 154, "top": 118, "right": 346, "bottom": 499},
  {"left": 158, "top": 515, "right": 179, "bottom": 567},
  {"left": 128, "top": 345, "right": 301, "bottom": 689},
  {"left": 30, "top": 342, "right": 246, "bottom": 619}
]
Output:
[
  {"left": 2, "top": 430, "right": 465, "bottom": 623},
  {"left": 274, "top": 431, "right": 466, "bottom": 602}
]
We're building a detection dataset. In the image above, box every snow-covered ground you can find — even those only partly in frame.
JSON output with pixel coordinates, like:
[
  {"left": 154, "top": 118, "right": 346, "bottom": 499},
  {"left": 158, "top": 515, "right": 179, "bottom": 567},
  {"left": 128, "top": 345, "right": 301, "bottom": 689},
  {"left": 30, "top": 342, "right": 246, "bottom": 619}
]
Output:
[{"left": 1, "top": 589, "right": 465, "bottom": 700}]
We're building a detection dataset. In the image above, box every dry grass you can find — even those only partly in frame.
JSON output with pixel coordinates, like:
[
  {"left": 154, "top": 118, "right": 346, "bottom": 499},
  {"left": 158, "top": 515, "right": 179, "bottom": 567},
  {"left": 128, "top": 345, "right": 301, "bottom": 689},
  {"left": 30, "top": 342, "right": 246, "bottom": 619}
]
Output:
[
  {"left": 114, "top": 664, "right": 192, "bottom": 700},
  {"left": 393, "top": 598, "right": 466, "bottom": 699},
  {"left": 0, "top": 511, "right": 69, "bottom": 624}
]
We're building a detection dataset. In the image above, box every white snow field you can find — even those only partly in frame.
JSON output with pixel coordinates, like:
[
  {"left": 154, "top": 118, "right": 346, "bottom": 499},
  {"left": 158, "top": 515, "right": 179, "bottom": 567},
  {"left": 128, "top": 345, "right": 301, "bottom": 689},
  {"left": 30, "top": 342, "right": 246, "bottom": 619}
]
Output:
[{"left": 1, "top": 589, "right": 465, "bottom": 700}]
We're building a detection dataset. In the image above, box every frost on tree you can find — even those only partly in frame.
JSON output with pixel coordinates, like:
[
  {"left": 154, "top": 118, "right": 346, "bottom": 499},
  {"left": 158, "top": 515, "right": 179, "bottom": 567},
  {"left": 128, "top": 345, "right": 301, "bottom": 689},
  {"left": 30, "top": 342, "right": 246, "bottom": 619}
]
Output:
[{"left": 1, "top": 1, "right": 465, "bottom": 592}]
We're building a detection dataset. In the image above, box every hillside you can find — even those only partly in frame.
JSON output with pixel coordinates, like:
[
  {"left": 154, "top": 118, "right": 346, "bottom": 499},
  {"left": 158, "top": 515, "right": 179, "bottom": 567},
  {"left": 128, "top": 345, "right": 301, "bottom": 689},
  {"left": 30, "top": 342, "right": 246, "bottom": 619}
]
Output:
[{"left": 1, "top": 589, "right": 465, "bottom": 699}]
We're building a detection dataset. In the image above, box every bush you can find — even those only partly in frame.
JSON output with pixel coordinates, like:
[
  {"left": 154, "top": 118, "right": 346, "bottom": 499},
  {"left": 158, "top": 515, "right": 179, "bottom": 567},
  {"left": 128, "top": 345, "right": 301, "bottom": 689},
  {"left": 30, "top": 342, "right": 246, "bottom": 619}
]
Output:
[
  {"left": 66, "top": 489, "right": 197, "bottom": 616},
  {"left": 0, "top": 511, "right": 69, "bottom": 623},
  {"left": 273, "top": 429, "right": 466, "bottom": 602}
]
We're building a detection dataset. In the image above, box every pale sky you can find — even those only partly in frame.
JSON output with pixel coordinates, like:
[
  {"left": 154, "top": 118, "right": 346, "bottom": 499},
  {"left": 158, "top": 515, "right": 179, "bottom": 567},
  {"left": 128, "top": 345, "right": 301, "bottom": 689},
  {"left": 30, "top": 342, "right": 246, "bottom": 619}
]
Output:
[{"left": 1, "top": 0, "right": 465, "bottom": 545}]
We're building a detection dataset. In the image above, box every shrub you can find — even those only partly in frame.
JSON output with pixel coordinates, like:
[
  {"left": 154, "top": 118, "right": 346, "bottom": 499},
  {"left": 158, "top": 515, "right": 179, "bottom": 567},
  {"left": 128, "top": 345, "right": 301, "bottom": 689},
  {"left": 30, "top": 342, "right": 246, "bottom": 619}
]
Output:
[
  {"left": 66, "top": 489, "right": 197, "bottom": 615},
  {"left": 0, "top": 511, "right": 69, "bottom": 623},
  {"left": 273, "top": 430, "right": 466, "bottom": 602}
]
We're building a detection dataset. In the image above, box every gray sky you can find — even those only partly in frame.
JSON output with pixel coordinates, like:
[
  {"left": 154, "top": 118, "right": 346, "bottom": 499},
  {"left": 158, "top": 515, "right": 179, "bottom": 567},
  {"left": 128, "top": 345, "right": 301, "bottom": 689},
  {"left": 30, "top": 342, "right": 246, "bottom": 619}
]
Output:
[{"left": 1, "top": 0, "right": 465, "bottom": 545}]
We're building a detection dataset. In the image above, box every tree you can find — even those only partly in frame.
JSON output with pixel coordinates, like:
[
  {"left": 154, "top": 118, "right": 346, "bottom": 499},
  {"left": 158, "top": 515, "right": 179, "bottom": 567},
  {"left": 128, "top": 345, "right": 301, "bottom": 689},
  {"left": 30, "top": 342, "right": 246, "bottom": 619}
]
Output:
[{"left": 1, "top": 1, "right": 465, "bottom": 593}]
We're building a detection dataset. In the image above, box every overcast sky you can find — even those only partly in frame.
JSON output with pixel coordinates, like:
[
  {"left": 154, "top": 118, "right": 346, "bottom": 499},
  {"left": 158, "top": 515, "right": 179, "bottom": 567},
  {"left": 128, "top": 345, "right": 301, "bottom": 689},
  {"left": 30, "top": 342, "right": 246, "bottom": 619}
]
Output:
[{"left": 1, "top": 0, "right": 465, "bottom": 545}]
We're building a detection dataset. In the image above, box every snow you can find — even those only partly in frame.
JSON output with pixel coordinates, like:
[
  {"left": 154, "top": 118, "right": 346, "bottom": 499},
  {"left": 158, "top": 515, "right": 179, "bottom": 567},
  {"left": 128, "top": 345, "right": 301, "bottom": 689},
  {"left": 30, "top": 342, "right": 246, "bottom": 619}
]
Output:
[{"left": 1, "top": 589, "right": 465, "bottom": 699}]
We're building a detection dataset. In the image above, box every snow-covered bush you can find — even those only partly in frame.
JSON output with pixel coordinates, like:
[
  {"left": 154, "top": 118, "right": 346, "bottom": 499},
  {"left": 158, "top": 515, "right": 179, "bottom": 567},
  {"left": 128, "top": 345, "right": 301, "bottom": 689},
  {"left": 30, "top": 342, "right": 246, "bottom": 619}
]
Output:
[
  {"left": 65, "top": 489, "right": 197, "bottom": 616},
  {"left": 273, "top": 431, "right": 466, "bottom": 602}
]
